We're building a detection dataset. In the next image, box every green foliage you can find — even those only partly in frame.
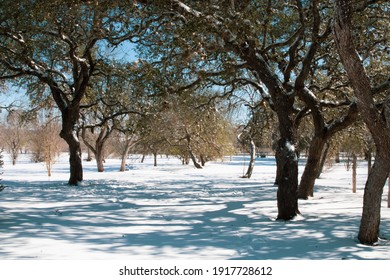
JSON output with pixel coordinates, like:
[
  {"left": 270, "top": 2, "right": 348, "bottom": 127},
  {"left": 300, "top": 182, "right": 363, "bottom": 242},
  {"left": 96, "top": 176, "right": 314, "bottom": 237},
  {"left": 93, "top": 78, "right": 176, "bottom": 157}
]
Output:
[{"left": 137, "top": 89, "right": 236, "bottom": 164}]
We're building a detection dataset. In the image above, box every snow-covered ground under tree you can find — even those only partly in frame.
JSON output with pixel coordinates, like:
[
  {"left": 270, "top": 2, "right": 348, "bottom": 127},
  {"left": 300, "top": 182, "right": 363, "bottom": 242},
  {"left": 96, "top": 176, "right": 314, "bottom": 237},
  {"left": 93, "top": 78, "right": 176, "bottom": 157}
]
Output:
[{"left": 1, "top": 153, "right": 389, "bottom": 260}]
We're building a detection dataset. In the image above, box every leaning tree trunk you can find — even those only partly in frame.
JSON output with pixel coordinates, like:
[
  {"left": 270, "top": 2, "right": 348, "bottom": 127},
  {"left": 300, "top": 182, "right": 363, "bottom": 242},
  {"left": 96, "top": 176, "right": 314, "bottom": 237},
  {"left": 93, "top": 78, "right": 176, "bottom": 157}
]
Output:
[
  {"left": 188, "top": 148, "right": 202, "bottom": 169},
  {"left": 200, "top": 155, "right": 206, "bottom": 167},
  {"left": 185, "top": 130, "right": 202, "bottom": 169},
  {"left": 317, "top": 142, "right": 330, "bottom": 178},
  {"left": 298, "top": 136, "right": 327, "bottom": 199},
  {"left": 358, "top": 154, "right": 389, "bottom": 244},
  {"left": 242, "top": 139, "right": 256, "bottom": 179},
  {"left": 334, "top": 0, "right": 390, "bottom": 244}
]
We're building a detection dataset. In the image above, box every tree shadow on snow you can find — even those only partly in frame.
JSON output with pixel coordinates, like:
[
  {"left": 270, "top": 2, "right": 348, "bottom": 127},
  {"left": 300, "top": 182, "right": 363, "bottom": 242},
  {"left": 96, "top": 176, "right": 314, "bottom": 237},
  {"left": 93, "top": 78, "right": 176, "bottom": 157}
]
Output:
[{"left": 0, "top": 175, "right": 389, "bottom": 259}]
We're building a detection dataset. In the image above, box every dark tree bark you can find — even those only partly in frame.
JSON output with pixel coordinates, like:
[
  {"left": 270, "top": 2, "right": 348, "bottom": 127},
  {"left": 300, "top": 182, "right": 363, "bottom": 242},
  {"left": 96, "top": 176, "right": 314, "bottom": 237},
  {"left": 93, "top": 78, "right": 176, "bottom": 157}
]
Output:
[
  {"left": 199, "top": 155, "right": 206, "bottom": 167},
  {"left": 238, "top": 43, "right": 300, "bottom": 220},
  {"left": 335, "top": 152, "right": 340, "bottom": 163},
  {"left": 298, "top": 136, "right": 327, "bottom": 198},
  {"left": 334, "top": 0, "right": 390, "bottom": 245},
  {"left": 358, "top": 154, "right": 388, "bottom": 243},
  {"left": 59, "top": 106, "right": 83, "bottom": 185},
  {"left": 153, "top": 152, "right": 158, "bottom": 167},
  {"left": 366, "top": 148, "right": 372, "bottom": 174},
  {"left": 275, "top": 137, "right": 299, "bottom": 220},
  {"left": 188, "top": 148, "right": 202, "bottom": 169}
]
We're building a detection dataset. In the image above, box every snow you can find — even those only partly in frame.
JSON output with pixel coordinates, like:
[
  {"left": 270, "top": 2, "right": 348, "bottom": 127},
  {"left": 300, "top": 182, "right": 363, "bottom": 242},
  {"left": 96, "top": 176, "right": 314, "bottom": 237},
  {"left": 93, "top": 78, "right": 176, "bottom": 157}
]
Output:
[
  {"left": 285, "top": 141, "right": 295, "bottom": 152},
  {"left": 1, "top": 153, "right": 389, "bottom": 260}
]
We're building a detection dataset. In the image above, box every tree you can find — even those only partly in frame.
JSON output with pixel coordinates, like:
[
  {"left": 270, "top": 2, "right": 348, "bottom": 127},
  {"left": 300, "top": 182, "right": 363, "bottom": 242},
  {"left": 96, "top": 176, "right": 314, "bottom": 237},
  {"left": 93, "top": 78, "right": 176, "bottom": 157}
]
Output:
[
  {"left": 237, "top": 97, "right": 275, "bottom": 178},
  {"left": 334, "top": 0, "right": 390, "bottom": 245},
  {"left": 28, "top": 108, "right": 64, "bottom": 176},
  {"left": 112, "top": 128, "right": 140, "bottom": 172},
  {"left": 1, "top": 110, "right": 26, "bottom": 165},
  {"left": 137, "top": 0, "right": 364, "bottom": 220},
  {"left": 163, "top": 91, "right": 236, "bottom": 168},
  {"left": 80, "top": 62, "right": 144, "bottom": 172},
  {"left": 296, "top": 73, "right": 359, "bottom": 199},
  {"left": 0, "top": 0, "right": 143, "bottom": 184},
  {"left": 339, "top": 124, "right": 367, "bottom": 193}
]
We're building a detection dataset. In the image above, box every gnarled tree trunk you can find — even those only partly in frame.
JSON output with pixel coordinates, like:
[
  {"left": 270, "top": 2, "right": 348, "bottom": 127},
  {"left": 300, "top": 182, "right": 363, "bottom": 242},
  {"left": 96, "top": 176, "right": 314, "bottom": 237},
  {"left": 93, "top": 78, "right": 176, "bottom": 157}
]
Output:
[
  {"left": 273, "top": 101, "right": 300, "bottom": 220},
  {"left": 81, "top": 125, "right": 112, "bottom": 173},
  {"left": 358, "top": 154, "right": 389, "bottom": 244},
  {"left": 298, "top": 136, "right": 327, "bottom": 199}
]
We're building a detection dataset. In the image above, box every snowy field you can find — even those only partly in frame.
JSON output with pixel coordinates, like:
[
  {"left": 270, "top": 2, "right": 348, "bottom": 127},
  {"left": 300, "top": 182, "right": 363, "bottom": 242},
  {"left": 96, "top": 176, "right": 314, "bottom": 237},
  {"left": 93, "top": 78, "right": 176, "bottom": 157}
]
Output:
[{"left": 1, "top": 153, "right": 389, "bottom": 260}]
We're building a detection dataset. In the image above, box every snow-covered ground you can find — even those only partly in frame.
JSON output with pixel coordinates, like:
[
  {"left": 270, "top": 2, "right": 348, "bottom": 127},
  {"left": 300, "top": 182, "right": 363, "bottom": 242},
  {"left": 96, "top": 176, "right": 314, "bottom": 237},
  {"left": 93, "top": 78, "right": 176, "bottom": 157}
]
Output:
[{"left": 1, "top": 153, "right": 389, "bottom": 260}]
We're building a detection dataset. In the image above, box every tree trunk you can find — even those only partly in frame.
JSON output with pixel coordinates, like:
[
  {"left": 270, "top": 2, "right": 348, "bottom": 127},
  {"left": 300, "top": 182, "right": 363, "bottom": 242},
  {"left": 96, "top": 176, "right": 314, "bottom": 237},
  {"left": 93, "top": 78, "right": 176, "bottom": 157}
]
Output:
[
  {"left": 64, "top": 137, "right": 83, "bottom": 185},
  {"left": 188, "top": 149, "right": 202, "bottom": 169},
  {"left": 317, "top": 142, "right": 330, "bottom": 178},
  {"left": 86, "top": 147, "right": 93, "bottom": 162},
  {"left": 334, "top": 0, "right": 390, "bottom": 244},
  {"left": 352, "top": 152, "right": 357, "bottom": 193},
  {"left": 200, "top": 155, "right": 206, "bottom": 167},
  {"left": 358, "top": 155, "right": 388, "bottom": 244},
  {"left": 273, "top": 104, "right": 299, "bottom": 220},
  {"left": 60, "top": 107, "right": 83, "bottom": 185},
  {"left": 120, "top": 155, "right": 127, "bottom": 172},
  {"left": 153, "top": 152, "right": 157, "bottom": 167},
  {"left": 242, "top": 139, "right": 256, "bottom": 178},
  {"left": 119, "top": 140, "right": 132, "bottom": 172},
  {"left": 81, "top": 125, "right": 112, "bottom": 173},
  {"left": 335, "top": 152, "right": 340, "bottom": 163},
  {"left": 185, "top": 129, "right": 202, "bottom": 169},
  {"left": 367, "top": 149, "right": 372, "bottom": 175},
  {"left": 275, "top": 137, "right": 299, "bottom": 220},
  {"left": 95, "top": 144, "right": 105, "bottom": 172},
  {"left": 298, "top": 136, "right": 326, "bottom": 199}
]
